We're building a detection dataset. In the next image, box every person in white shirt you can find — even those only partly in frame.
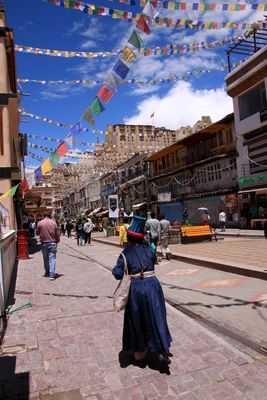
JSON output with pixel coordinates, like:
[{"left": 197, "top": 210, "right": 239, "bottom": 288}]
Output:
[{"left": 219, "top": 210, "right": 226, "bottom": 232}]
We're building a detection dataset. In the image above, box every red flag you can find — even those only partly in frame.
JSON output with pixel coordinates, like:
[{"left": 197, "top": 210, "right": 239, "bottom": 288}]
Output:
[
  {"left": 97, "top": 85, "right": 114, "bottom": 103},
  {"left": 20, "top": 179, "right": 30, "bottom": 194},
  {"left": 136, "top": 15, "right": 150, "bottom": 34},
  {"left": 57, "top": 141, "right": 68, "bottom": 157}
]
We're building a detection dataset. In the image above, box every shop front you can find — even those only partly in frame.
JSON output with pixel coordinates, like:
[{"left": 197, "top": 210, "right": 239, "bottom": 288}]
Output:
[{"left": 238, "top": 188, "right": 267, "bottom": 229}]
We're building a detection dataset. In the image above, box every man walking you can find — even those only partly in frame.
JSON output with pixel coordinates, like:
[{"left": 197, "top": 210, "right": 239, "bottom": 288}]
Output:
[
  {"left": 160, "top": 214, "right": 171, "bottom": 260},
  {"left": 36, "top": 211, "right": 60, "bottom": 280},
  {"left": 83, "top": 218, "right": 93, "bottom": 244},
  {"left": 145, "top": 212, "right": 161, "bottom": 250},
  {"left": 219, "top": 209, "right": 226, "bottom": 232},
  {"left": 102, "top": 216, "right": 109, "bottom": 237}
]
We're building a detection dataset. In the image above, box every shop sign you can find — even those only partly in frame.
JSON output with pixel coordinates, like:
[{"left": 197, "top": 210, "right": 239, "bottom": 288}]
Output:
[
  {"left": 108, "top": 195, "right": 119, "bottom": 218},
  {"left": 158, "top": 192, "right": 171, "bottom": 202}
]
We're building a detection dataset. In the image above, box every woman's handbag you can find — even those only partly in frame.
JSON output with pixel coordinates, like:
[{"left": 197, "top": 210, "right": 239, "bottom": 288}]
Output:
[{"left": 113, "top": 253, "right": 131, "bottom": 312}]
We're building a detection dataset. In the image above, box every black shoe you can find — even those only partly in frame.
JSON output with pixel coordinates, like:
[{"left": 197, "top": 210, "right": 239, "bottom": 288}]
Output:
[
  {"left": 158, "top": 354, "right": 171, "bottom": 365},
  {"left": 43, "top": 273, "right": 49, "bottom": 277},
  {"left": 132, "top": 357, "right": 147, "bottom": 368}
]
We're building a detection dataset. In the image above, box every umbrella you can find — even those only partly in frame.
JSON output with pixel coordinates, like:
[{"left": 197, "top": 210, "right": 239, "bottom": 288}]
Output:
[{"left": 197, "top": 207, "right": 208, "bottom": 212}]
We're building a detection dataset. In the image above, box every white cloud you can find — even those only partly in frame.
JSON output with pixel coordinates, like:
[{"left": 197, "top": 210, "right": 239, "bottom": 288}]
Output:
[{"left": 123, "top": 80, "right": 233, "bottom": 129}]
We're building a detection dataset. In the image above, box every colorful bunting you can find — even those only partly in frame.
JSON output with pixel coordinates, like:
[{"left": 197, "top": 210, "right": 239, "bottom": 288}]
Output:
[
  {"left": 143, "top": 0, "right": 159, "bottom": 20},
  {"left": 128, "top": 30, "right": 143, "bottom": 50},
  {"left": 41, "top": 159, "right": 52, "bottom": 174},
  {"left": 35, "top": 167, "right": 44, "bottom": 180},
  {"left": 120, "top": 46, "right": 137, "bottom": 63},
  {"left": 97, "top": 85, "right": 114, "bottom": 103},
  {"left": 113, "top": 59, "right": 130, "bottom": 79},
  {"left": 90, "top": 97, "right": 105, "bottom": 116},
  {"left": 83, "top": 108, "right": 95, "bottom": 125},
  {"left": 0, "top": 184, "right": 19, "bottom": 200},
  {"left": 136, "top": 15, "right": 151, "bottom": 34}
]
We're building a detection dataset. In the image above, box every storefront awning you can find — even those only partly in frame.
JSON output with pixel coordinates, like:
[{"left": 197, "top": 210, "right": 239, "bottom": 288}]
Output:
[
  {"left": 238, "top": 188, "right": 267, "bottom": 194},
  {"left": 132, "top": 202, "right": 146, "bottom": 210}
]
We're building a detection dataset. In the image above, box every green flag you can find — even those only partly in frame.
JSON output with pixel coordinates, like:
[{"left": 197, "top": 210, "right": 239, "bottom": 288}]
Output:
[
  {"left": 50, "top": 151, "right": 60, "bottom": 167},
  {"left": 0, "top": 184, "right": 19, "bottom": 199},
  {"left": 90, "top": 96, "right": 105, "bottom": 116},
  {"left": 128, "top": 30, "right": 143, "bottom": 50}
]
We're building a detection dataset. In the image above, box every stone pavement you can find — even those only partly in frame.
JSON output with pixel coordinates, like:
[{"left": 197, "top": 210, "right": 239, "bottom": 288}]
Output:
[
  {"left": 91, "top": 233, "right": 267, "bottom": 279},
  {"left": 1, "top": 241, "right": 267, "bottom": 399}
]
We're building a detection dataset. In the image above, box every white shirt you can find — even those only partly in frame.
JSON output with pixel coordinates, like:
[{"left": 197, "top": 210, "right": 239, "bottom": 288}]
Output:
[{"left": 219, "top": 212, "right": 226, "bottom": 222}]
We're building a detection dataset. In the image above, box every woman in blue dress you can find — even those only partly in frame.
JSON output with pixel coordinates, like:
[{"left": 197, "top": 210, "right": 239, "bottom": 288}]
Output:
[{"left": 112, "top": 215, "right": 172, "bottom": 366}]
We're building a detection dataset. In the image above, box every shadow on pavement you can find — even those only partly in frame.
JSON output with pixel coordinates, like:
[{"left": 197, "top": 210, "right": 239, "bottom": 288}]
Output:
[
  {"left": 119, "top": 350, "right": 170, "bottom": 375},
  {"left": 28, "top": 238, "right": 41, "bottom": 255},
  {"left": 0, "top": 356, "right": 30, "bottom": 399}
]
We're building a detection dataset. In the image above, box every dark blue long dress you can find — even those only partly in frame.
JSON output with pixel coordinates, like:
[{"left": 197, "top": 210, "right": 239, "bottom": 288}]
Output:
[{"left": 112, "top": 244, "right": 172, "bottom": 355}]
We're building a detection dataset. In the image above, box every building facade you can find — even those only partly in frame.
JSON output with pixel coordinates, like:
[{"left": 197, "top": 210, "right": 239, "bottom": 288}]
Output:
[
  {"left": 146, "top": 114, "right": 239, "bottom": 227},
  {"left": 225, "top": 44, "right": 267, "bottom": 228}
]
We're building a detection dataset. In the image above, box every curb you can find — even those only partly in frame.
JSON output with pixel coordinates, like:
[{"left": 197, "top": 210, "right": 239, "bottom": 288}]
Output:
[{"left": 92, "top": 237, "right": 267, "bottom": 281}]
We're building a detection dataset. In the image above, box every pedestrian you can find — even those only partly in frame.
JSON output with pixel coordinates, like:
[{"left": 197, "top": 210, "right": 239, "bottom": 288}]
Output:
[
  {"left": 112, "top": 215, "right": 172, "bottom": 367},
  {"left": 119, "top": 218, "right": 130, "bottom": 248},
  {"left": 60, "top": 221, "right": 65, "bottom": 236},
  {"left": 160, "top": 214, "right": 171, "bottom": 260},
  {"left": 36, "top": 211, "right": 60, "bottom": 280},
  {"left": 102, "top": 216, "right": 109, "bottom": 237},
  {"left": 145, "top": 212, "right": 161, "bottom": 250},
  {"left": 28, "top": 220, "right": 36, "bottom": 237},
  {"left": 219, "top": 209, "right": 226, "bottom": 232},
  {"left": 76, "top": 219, "right": 85, "bottom": 245},
  {"left": 83, "top": 218, "right": 93, "bottom": 244},
  {"left": 66, "top": 220, "right": 73, "bottom": 238},
  {"left": 183, "top": 208, "right": 189, "bottom": 225},
  {"left": 202, "top": 210, "right": 211, "bottom": 225}
]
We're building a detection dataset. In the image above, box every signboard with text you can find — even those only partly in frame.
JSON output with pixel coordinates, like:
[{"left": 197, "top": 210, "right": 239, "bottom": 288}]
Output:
[
  {"left": 108, "top": 195, "right": 119, "bottom": 218},
  {"left": 158, "top": 192, "right": 171, "bottom": 202}
]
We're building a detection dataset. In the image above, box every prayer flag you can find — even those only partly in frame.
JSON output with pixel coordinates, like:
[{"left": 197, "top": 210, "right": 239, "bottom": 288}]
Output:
[
  {"left": 143, "top": 0, "right": 159, "bottom": 19},
  {"left": 150, "top": 111, "right": 155, "bottom": 118},
  {"left": 136, "top": 15, "right": 150, "bottom": 34},
  {"left": 90, "top": 96, "right": 105, "bottom": 116},
  {"left": 97, "top": 85, "right": 114, "bottom": 103},
  {"left": 106, "top": 72, "right": 120, "bottom": 92},
  {"left": 120, "top": 46, "right": 137, "bottom": 63},
  {"left": 20, "top": 179, "right": 30, "bottom": 194},
  {"left": 113, "top": 59, "right": 129, "bottom": 79},
  {"left": 65, "top": 132, "right": 75, "bottom": 148},
  {"left": 0, "top": 184, "right": 19, "bottom": 200},
  {"left": 128, "top": 30, "right": 142, "bottom": 50},
  {"left": 26, "top": 173, "right": 35, "bottom": 189},
  {"left": 41, "top": 159, "right": 52, "bottom": 175},
  {"left": 57, "top": 141, "right": 68, "bottom": 157},
  {"left": 83, "top": 108, "right": 95, "bottom": 125},
  {"left": 50, "top": 150, "right": 60, "bottom": 167},
  {"left": 35, "top": 166, "right": 43, "bottom": 180}
]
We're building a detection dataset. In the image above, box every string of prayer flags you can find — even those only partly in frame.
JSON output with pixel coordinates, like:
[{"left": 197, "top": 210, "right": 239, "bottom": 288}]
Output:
[
  {"left": 90, "top": 97, "right": 105, "bottom": 116},
  {"left": 143, "top": 0, "right": 159, "bottom": 19},
  {"left": 41, "top": 159, "right": 52, "bottom": 175},
  {"left": 19, "top": 179, "right": 30, "bottom": 195},
  {"left": 83, "top": 108, "right": 95, "bottom": 125},
  {"left": 136, "top": 15, "right": 150, "bottom": 34},
  {"left": 113, "top": 59, "right": 130, "bottom": 79},
  {"left": 97, "top": 85, "right": 114, "bottom": 103},
  {"left": 120, "top": 46, "right": 137, "bottom": 63},
  {"left": 0, "top": 184, "right": 19, "bottom": 200},
  {"left": 128, "top": 30, "right": 142, "bottom": 50}
]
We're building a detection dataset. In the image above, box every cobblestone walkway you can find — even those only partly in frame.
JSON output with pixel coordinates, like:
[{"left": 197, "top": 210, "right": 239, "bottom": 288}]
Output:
[{"left": 0, "top": 241, "right": 267, "bottom": 399}]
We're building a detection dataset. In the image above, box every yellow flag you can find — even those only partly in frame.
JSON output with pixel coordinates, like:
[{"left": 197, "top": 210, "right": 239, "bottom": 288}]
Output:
[
  {"left": 120, "top": 46, "right": 137, "bottom": 64},
  {"left": 41, "top": 158, "right": 52, "bottom": 174}
]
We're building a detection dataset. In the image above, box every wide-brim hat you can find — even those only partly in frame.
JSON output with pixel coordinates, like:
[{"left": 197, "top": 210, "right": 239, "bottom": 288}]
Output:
[{"left": 126, "top": 215, "right": 147, "bottom": 238}]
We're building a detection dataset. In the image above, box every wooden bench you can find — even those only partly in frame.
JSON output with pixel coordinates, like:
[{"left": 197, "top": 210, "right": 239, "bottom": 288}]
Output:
[{"left": 179, "top": 225, "right": 217, "bottom": 243}]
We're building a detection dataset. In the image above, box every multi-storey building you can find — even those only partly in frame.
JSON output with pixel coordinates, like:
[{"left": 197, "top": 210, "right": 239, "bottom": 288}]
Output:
[
  {"left": 24, "top": 175, "right": 55, "bottom": 222},
  {"left": 146, "top": 114, "right": 239, "bottom": 226},
  {"left": 225, "top": 39, "right": 267, "bottom": 228}
]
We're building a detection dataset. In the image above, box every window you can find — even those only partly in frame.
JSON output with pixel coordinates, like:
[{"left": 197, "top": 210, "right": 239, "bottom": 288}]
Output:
[
  {"left": 239, "top": 82, "right": 267, "bottom": 120},
  {"left": 211, "top": 133, "right": 217, "bottom": 149},
  {"left": 218, "top": 130, "right": 223, "bottom": 146},
  {"left": 226, "top": 129, "right": 233, "bottom": 143}
]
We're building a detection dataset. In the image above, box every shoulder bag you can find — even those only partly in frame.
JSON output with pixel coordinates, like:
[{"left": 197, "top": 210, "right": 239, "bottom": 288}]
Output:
[{"left": 113, "top": 253, "right": 131, "bottom": 312}]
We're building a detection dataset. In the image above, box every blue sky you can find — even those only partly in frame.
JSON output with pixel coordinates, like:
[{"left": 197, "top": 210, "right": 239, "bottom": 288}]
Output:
[{"left": 5, "top": 0, "right": 264, "bottom": 167}]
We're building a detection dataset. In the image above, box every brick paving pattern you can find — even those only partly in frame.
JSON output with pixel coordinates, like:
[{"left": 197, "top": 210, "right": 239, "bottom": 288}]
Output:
[{"left": 0, "top": 241, "right": 267, "bottom": 399}]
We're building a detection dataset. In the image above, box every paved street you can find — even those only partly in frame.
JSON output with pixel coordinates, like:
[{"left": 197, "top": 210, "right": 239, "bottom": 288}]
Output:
[{"left": 0, "top": 239, "right": 267, "bottom": 399}]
